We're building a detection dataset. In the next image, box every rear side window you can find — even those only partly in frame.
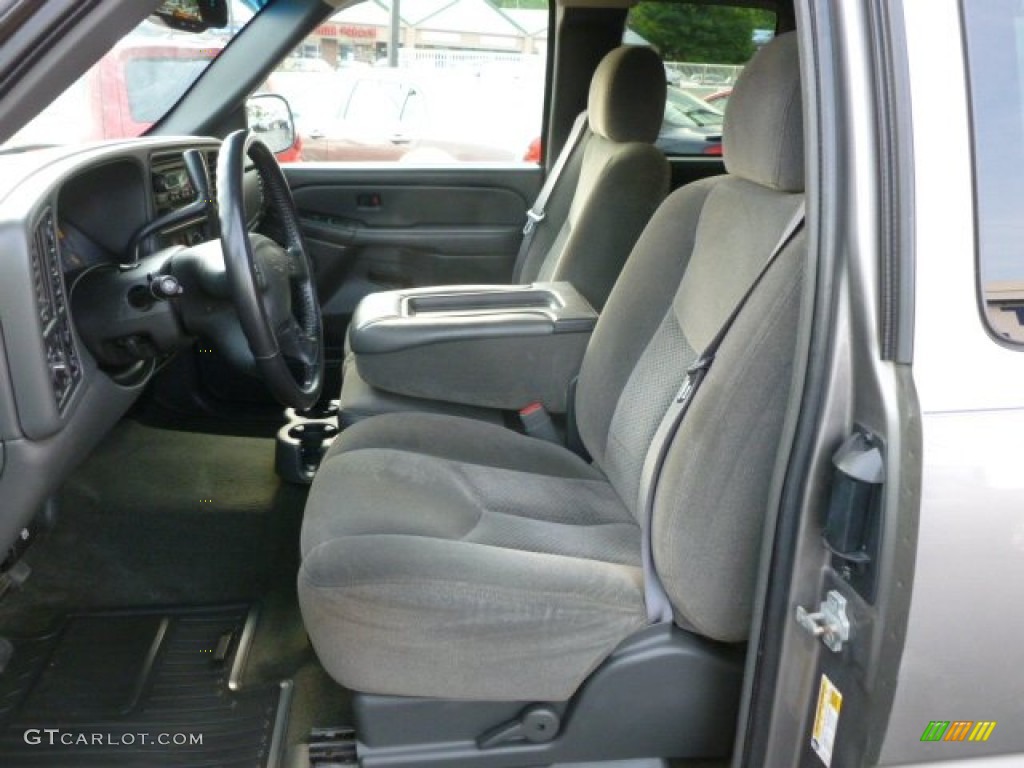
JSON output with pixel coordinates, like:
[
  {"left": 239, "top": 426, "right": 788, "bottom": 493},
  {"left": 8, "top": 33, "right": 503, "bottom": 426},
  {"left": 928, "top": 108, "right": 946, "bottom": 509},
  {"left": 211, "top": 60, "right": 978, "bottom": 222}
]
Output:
[
  {"left": 624, "top": 2, "right": 775, "bottom": 157},
  {"left": 963, "top": 1, "right": 1024, "bottom": 344}
]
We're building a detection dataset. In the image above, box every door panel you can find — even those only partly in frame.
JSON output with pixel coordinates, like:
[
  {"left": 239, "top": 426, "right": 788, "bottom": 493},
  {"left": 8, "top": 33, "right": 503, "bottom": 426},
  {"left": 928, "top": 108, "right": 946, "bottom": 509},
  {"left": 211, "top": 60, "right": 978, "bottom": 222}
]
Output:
[
  {"left": 739, "top": 2, "right": 921, "bottom": 766},
  {"left": 282, "top": 164, "right": 541, "bottom": 364}
]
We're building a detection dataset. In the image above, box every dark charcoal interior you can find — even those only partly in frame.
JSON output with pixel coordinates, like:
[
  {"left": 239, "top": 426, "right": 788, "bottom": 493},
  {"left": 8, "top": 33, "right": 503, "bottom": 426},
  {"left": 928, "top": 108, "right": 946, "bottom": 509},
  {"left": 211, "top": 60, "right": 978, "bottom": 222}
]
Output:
[{"left": 0, "top": 422, "right": 348, "bottom": 766}]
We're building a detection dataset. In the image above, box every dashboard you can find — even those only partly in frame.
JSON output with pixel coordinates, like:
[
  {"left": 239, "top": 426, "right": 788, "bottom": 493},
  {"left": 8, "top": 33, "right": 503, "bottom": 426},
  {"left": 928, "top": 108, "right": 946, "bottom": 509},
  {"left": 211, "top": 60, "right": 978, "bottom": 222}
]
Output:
[{"left": 0, "top": 137, "right": 231, "bottom": 557}]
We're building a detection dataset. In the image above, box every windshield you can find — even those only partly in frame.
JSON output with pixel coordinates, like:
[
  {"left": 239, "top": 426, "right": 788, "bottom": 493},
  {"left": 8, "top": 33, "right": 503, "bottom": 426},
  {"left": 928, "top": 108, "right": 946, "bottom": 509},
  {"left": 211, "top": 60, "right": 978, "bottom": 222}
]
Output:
[{"left": 2, "top": 1, "right": 267, "bottom": 152}]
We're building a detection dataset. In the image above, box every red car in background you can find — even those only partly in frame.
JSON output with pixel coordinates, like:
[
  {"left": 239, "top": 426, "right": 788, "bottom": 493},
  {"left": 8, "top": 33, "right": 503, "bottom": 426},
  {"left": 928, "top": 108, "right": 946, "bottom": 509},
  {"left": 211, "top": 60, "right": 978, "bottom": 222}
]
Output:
[
  {"left": 705, "top": 88, "right": 733, "bottom": 111},
  {"left": 12, "top": 33, "right": 302, "bottom": 161}
]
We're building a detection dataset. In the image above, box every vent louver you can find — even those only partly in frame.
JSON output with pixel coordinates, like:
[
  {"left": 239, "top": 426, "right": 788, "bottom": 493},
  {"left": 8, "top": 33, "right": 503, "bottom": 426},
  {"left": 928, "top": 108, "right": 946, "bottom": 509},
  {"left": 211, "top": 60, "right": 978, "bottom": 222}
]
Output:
[{"left": 30, "top": 208, "right": 81, "bottom": 411}]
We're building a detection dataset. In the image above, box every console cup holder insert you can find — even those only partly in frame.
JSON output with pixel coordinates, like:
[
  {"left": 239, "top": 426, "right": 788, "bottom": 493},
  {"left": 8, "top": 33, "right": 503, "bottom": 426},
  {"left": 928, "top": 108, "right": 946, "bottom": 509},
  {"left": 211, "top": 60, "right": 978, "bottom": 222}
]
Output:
[
  {"left": 288, "top": 422, "right": 340, "bottom": 443},
  {"left": 285, "top": 401, "right": 340, "bottom": 422},
  {"left": 275, "top": 403, "right": 342, "bottom": 485}
]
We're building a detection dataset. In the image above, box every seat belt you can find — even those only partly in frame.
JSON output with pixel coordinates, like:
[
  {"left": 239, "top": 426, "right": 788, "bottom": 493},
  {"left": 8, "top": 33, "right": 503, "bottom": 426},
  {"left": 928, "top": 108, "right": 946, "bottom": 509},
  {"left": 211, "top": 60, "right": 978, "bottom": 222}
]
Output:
[
  {"left": 512, "top": 111, "right": 590, "bottom": 282},
  {"left": 638, "top": 201, "right": 807, "bottom": 623}
]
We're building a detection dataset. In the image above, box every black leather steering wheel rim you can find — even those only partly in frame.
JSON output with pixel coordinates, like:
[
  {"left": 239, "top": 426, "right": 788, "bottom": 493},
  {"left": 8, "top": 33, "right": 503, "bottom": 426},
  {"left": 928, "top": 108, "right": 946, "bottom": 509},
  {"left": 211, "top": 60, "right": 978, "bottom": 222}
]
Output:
[{"left": 217, "top": 130, "right": 323, "bottom": 409}]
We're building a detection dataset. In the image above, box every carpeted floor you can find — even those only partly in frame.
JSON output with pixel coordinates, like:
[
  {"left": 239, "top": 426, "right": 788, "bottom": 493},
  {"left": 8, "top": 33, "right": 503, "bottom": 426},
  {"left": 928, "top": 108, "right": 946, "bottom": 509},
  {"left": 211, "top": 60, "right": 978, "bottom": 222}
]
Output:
[{"left": 0, "top": 419, "right": 350, "bottom": 763}]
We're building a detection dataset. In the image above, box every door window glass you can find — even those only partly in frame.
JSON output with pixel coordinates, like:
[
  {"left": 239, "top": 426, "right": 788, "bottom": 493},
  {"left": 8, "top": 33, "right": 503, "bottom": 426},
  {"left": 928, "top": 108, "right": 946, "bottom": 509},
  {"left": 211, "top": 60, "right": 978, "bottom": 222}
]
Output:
[
  {"left": 963, "top": 0, "right": 1024, "bottom": 344},
  {"left": 261, "top": 0, "right": 548, "bottom": 164}
]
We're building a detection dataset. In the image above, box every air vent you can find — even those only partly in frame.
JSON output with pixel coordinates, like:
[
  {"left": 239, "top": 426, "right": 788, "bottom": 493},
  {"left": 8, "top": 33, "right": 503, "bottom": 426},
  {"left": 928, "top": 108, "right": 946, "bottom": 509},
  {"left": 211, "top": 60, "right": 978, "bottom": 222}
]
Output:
[
  {"left": 205, "top": 150, "right": 219, "bottom": 202},
  {"left": 29, "top": 224, "right": 52, "bottom": 325},
  {"left": 31, "top": 208, "right": 81, "bottom": 412}
]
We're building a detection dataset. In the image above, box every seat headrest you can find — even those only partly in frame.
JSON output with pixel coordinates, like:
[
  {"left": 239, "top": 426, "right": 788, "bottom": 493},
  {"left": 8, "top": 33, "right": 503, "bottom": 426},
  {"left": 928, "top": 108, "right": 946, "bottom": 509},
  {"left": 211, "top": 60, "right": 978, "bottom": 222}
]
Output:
[
  {"left": 588, "top": 46, "right": 667, "bottom": 144},
  {"left": 723, "top": 32, "right": 804, "bottom": 192}
]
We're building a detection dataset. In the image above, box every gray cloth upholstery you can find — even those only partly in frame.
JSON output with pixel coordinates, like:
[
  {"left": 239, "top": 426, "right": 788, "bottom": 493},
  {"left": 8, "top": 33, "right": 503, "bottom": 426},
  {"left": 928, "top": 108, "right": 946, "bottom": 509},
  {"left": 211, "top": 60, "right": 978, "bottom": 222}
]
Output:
[
  {"left": 535, "top": 138, "right": 670, "bottom": 310},
  {"left": 300, "top": 413, "right": 646, "bottom": 701},
  {"left": 587, "top": 46, "right": 667, "bottom": 144},
  {"left": 723, "top": 32, "right": 804, "bottom": 192},
  {"left": 511, "top": 132, "right": 587, "bottom": 284},
  {"left": 507, "top": 44, "right": 670, "bottom": 306},
  {"left": 655, "top": 228, "right": 805, "bottom": 640},
  {"left": 301, "top": 32, "right": 805, "bottom": 701},
  {"left": 574, "top": 177, "right": 717, "bottom": 486},
  {"left": 338, "top": 47, "right": 669, "bottom": 426}
]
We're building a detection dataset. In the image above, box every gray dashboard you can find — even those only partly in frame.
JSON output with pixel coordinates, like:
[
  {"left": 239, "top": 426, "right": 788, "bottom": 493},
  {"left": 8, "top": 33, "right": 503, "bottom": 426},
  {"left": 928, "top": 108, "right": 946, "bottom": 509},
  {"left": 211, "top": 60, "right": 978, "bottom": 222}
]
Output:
[{"left": 0, "top": 137, "right": 221, "bottom": 555}]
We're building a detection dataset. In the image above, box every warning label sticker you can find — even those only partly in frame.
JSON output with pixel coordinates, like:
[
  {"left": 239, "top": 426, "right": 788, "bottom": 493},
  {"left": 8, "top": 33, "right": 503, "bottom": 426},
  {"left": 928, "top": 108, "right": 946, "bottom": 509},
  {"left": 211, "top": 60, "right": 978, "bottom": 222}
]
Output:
[{"left": 811, "top": 674, "right": 843, "bottom": 767}]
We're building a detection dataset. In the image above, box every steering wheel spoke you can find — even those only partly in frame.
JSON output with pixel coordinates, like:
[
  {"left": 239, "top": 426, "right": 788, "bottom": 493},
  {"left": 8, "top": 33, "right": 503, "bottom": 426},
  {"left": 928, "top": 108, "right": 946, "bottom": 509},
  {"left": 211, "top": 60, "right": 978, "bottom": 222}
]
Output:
[
  {"left": 276, "top": 316, "right": 319, "bottom": 369},
  {"left": 287, "top": 244, "right": 311, "bottom": 280}
]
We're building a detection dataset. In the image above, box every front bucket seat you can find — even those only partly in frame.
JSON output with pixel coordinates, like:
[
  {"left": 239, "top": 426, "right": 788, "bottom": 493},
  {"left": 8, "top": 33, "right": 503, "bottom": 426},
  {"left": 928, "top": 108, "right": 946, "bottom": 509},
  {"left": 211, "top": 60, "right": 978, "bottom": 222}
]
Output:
[{"left": 299, "top": 32, "right": 806, "bottom": 703}]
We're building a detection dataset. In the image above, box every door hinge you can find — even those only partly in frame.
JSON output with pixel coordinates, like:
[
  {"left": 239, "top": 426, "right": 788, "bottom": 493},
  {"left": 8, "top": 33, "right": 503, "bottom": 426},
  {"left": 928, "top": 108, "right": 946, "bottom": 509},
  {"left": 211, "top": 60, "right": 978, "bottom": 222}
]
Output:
[{"left": 796, "top": 590, "right": 850, "bottom": 652}]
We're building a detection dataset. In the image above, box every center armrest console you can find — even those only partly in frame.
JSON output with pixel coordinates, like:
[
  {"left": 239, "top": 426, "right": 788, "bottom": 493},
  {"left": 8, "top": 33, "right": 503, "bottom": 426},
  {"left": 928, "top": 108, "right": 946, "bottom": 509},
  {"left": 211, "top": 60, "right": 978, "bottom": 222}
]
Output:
[{"left": 349, "top": 282, "right": 597, "bottom": 412}]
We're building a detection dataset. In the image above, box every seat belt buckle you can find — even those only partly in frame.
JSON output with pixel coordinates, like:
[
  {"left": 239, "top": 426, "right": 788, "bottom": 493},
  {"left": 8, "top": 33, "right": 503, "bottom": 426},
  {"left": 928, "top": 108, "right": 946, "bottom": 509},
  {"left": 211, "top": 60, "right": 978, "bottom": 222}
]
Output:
[
  {"left": 523, "top": 208, "right": 545, "bottom": 236},
  {"left": 519, "top": 401, "right": 560, "bottom": 443}
]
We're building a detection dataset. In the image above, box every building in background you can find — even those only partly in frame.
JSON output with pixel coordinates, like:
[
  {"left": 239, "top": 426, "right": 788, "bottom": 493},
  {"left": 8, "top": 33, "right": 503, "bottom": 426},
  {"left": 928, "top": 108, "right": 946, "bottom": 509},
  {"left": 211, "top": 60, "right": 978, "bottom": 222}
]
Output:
[
  {"left": 985, "top": 282, "right": 1024, "bottom": 342},
  {"left": 294, "top": 0, "right": 546, "bottom": 69}
]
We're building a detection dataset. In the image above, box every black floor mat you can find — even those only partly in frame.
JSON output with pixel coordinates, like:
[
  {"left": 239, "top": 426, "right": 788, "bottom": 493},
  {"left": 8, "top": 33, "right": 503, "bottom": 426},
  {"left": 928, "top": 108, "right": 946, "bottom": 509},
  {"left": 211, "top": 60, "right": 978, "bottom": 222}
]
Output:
[{"left": 0, "top": 605, "right": 289, "bottom": 767}]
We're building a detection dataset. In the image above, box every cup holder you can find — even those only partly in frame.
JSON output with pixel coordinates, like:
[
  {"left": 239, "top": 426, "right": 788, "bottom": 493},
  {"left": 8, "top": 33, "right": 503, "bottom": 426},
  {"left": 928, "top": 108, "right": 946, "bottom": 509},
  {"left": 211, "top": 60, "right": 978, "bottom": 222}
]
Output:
[
  {"left": 286, "top": 402, "right": 341, "bottom": 422},
  {"left": 288, "top": 422, "right": 340, "bottom": 443},
  {"left": 276, "top": 400, "right": 341, "bottom": 484}
]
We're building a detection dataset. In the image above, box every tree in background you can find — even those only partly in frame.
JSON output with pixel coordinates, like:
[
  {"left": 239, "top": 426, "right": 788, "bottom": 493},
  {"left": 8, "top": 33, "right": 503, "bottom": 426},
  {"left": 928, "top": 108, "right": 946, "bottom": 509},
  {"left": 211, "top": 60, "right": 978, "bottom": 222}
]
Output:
[
  {"left": 495, "top": 0, "right": 548, "bottom": 8},
  {"left": 628, "top": 5, "right": 774, "bottom": 63}
]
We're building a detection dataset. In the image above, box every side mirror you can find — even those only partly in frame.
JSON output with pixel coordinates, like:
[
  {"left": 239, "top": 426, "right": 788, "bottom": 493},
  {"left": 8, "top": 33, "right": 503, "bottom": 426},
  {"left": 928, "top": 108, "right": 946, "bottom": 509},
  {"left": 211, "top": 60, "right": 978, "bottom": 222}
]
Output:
[
  {"left": 151, "top": 0, "right": 228, "bottom": 33},
  {"left": 246, "top": 94, "right": 298, "bottom": 156}
]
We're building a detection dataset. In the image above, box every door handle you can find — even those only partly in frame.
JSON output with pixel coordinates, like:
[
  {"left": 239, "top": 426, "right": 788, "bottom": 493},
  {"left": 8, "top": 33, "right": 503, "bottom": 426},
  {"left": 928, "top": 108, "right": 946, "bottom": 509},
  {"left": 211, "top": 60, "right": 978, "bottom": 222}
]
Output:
[
  {"left": 356, "top": 193, "right": 382, "bottom": 210},
  {"left": 389, "top": 133, "right": 412, "bottom": 145}
]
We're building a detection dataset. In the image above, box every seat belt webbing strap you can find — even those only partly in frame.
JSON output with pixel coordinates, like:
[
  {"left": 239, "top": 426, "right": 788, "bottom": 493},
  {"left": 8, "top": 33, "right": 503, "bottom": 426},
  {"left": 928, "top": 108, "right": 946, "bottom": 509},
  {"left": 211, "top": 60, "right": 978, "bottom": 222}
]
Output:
[
  {"left": 638, "top": 200, "right": 807, "bottom": 623},
  {"left": 512, "top": 111, "right": 590, "bottom": 282}
]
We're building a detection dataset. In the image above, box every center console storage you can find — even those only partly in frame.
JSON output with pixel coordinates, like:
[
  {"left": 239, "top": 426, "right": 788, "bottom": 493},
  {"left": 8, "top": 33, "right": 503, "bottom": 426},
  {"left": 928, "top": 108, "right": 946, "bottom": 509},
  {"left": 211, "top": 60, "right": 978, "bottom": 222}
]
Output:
[{"left": 348, "top": 282, "right": 597, "bottom": 412}]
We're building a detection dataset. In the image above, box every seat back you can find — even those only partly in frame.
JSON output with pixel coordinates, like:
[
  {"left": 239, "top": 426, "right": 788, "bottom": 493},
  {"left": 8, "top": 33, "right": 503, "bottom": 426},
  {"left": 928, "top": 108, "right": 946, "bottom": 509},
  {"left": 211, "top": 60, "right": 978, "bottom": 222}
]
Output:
[
  {"left": 575, "top": 32, "right": 805, "bottom": 641},
  {"left": 515, "top": 46, "right": 670, "bottom": 310}
]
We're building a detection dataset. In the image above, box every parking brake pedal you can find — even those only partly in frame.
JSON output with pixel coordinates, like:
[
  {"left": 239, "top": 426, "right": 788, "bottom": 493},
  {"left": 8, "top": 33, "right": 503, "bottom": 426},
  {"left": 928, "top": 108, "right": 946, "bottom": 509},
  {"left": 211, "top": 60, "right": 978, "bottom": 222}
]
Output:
[{"left": 309, "top": 726, "right": 358, "bottom": 766}]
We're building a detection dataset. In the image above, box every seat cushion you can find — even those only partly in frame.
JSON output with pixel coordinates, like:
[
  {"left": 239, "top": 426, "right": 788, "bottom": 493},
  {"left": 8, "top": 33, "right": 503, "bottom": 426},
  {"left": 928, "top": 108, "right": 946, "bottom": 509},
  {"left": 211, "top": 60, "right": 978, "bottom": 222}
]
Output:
[{"left": 299, "top": 413, "right": 647, "bottom": 701}]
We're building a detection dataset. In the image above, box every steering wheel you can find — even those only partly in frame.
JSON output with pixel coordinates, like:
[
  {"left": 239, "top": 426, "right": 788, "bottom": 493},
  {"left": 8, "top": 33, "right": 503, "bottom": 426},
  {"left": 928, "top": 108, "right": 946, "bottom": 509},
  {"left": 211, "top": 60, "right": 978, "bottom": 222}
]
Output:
[{"left": 217, "top": 130, "right": 323, "bottom": 409}]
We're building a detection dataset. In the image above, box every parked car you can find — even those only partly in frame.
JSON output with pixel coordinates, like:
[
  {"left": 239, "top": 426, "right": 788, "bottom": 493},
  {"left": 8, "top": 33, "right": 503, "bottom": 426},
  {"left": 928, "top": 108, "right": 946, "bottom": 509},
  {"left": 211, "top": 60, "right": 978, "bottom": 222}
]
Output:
[
  {"left": 7, "top": 33, "right": 220, "bottom": 146},
  {"left": 705, "top": 87, "right": 733, "bottom": 110},
  {"left": 8, "top": 29, "right": 303, "bottom": 162},
  {"left": 268, "top": 69, "right": 541, "bottom": 162},
  {"left": 527, "top": 85, "right": 725, "bottom": 162},
  {"left": 657, "top": 85, "right": 724, "bottom": 155}
]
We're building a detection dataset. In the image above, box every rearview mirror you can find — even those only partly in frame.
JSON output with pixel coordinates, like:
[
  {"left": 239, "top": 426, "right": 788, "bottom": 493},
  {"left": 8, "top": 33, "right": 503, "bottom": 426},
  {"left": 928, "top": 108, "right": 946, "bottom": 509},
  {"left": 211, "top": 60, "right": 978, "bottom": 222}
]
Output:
[
  {"left": 246, "top": 94, "right": 298, "bottom": 157},
  {"left": 151, "top": 0, "right": 229, "bottom": 33}
]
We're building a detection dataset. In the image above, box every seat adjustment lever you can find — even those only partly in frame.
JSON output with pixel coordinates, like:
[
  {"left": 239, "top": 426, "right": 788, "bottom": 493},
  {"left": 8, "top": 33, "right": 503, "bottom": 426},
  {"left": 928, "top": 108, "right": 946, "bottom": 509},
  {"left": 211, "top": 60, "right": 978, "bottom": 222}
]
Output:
[{"left": 477, "top": 705, "right": 560, "bottom": 749}]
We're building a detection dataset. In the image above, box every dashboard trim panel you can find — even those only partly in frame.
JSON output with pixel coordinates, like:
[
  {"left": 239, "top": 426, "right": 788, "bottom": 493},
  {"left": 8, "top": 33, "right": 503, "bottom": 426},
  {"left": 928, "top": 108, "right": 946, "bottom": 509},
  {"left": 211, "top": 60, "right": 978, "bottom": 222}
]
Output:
[{"left": 0, "top": 136, "right": 221, "bottom": 554}]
